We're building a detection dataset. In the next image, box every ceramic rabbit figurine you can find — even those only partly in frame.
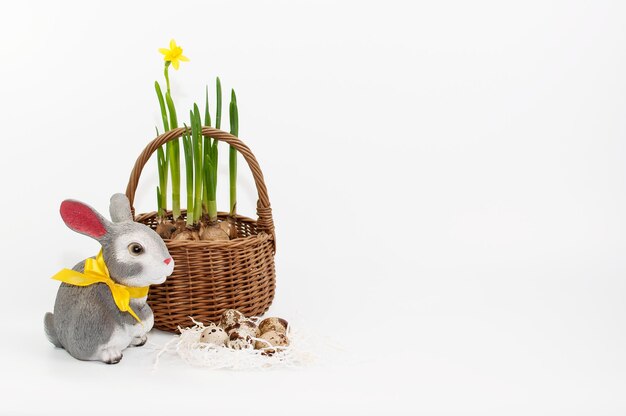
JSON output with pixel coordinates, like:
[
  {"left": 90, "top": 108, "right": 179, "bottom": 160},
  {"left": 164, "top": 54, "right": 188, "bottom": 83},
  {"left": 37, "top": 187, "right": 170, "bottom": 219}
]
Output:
[{"left": 44, "top": 193, "right": 174, "bottom": 364}]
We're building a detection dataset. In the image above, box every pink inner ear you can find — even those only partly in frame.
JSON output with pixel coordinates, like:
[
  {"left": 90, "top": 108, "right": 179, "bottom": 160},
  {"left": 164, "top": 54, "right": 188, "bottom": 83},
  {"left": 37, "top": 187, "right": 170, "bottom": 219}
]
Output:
[{"left": 60, "top": 200, "right": 107, "bottom": 238}]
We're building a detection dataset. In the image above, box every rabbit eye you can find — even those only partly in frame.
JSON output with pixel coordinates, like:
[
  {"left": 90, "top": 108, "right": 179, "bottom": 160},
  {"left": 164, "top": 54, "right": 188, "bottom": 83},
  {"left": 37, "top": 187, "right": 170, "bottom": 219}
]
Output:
[{"left": 128, "top": 243, "right": 144, "bottom": 256}]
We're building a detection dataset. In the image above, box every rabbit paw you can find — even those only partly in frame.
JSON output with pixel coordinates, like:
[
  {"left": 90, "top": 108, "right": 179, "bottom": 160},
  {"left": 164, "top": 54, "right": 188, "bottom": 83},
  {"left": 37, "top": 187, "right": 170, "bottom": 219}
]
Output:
[
  {"left": 100, "top": 348, "right": 123, "bottom": 364},
  {"left": 130, "top": 335, "right": 147, "bottom": 347}
]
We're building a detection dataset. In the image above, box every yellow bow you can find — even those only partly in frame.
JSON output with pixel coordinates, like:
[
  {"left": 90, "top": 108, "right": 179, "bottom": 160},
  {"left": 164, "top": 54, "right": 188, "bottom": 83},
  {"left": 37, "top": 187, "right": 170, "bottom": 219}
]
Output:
[{"left": 51, "top": 250, "right": 149, "bottom": 323}]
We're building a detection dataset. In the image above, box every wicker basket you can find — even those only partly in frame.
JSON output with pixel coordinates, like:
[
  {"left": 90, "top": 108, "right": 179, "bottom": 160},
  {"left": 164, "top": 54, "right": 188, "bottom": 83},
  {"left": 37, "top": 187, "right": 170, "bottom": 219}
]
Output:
[{"left": 124, "top": 127, "right": 276, "bottom": 333}]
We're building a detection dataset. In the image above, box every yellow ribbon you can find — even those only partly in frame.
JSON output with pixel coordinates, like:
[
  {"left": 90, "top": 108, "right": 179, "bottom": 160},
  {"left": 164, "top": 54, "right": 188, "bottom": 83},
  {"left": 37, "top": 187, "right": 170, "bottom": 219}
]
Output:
[{"left": 51, "top": 250, "right": 149, "bottom": 323}]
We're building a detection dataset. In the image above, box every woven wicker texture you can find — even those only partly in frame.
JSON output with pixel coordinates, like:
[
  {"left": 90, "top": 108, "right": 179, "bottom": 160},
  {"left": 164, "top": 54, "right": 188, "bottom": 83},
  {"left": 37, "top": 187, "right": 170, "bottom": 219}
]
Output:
[{"left": 125, "top": 127, "right": 276, "bottom": 332}]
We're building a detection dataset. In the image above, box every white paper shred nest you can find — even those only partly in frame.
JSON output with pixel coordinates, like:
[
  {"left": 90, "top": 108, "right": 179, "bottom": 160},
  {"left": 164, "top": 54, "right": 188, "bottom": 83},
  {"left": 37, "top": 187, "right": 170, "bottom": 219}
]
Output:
[{"left": 152, "top": 317, "right": 324, "bottom": 370}]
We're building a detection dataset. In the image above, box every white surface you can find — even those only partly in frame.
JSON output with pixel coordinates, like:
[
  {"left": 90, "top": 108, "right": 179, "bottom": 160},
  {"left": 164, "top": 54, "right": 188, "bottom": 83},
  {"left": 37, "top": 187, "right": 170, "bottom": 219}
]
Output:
[{"left": 1, "top": 0, "right": 626, "bottom": 414}]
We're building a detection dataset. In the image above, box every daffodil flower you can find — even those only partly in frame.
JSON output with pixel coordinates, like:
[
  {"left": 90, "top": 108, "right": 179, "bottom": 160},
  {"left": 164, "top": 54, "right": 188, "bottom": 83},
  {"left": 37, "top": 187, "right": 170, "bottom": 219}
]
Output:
[
  {"left": 159, "top": 39, "right": 189, "bottom": 70},
  {"left": 155, "top": 39, "right": 187, "bottom": 222}
]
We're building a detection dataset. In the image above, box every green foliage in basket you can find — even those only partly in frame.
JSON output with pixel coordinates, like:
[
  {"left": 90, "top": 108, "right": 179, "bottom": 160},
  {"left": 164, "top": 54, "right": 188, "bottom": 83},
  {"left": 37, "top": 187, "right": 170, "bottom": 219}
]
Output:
[
  {"left": 229, "top": 90, "right": 239, "bottom": 216},
  {"left": 152, "top": 39, "right": 240, "bottom": 241}
]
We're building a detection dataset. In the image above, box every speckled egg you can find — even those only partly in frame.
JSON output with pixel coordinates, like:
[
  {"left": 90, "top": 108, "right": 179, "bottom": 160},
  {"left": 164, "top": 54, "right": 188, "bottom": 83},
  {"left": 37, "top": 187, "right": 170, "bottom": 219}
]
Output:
[
  {"left": 254, "top": 330, "right": 290, "bottom": 350},
  {"left": 258, "top": 317, "right": 289, "bottom": 335},
  {"left": 199, "top": 324, "right": 228, "bottom": 346},
  {"left": 219, "top": 309, "right": 246, "bottom": 332},
  {"left": 226, "top": 330, "right": 255, "bottom": 350},
  {"left": 234, "top": 320, "right": 260, "bottom": 337}
]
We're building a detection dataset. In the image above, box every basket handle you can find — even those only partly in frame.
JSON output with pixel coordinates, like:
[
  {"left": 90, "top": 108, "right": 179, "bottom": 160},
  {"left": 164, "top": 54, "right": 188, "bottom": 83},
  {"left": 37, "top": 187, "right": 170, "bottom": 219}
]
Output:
[{"left": 125, "top": 127, "right": 275, "bottom": 245}]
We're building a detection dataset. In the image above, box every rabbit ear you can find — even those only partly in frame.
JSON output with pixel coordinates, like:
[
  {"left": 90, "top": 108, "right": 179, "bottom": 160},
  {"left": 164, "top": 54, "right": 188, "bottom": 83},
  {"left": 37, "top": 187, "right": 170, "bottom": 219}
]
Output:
[
  {"left": 109, "top": 193, "right": 133, "bottom": 223},
  {"left": 60, "top": 199, "right": 111, "bottom": 240}
]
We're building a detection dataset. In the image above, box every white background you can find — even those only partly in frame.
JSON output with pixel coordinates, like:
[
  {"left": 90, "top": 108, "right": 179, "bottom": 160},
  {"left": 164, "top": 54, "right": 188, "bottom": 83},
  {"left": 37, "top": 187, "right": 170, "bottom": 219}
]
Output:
[{"left": 1, "top": 0, "right": 625, "bottom": 414}]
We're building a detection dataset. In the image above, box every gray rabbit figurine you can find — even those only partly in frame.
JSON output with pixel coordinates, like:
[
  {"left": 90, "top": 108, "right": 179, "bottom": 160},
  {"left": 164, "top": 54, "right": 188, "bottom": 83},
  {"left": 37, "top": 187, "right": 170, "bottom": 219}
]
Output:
[{"left": 44, "top": 193, "right": 174, "bottom": 364}]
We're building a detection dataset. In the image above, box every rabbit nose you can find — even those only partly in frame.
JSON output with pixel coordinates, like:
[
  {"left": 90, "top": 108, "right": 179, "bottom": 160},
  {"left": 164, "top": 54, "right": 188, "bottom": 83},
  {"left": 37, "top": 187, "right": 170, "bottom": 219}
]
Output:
[{"left": 164, "top": 258, "right": 172, "bottom": 265}]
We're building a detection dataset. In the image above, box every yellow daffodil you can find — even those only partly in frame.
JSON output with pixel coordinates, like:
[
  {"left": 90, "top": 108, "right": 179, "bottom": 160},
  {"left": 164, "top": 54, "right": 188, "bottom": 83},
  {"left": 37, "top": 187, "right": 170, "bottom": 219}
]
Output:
[{"left": 159, "top": 39, "right": 189, "bottom": 70}]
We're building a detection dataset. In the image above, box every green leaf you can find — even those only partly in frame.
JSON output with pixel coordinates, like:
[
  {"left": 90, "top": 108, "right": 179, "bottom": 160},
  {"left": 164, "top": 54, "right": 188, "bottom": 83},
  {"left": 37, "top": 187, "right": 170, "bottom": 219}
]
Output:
[
  {"left": 229, "top": 94, "right": 239, "bottom": 136},
  {"left": 192, "top": 104, "right": 204, "bottom": 221},
  {"left": 202, "top": 89, "right": 212, "bottom": 210},
  {"left": 229, "top": 89, "right": 239, "bottom": 215},
  {"left": 204, "top": 85, "right": 211, "bottom": 127},
  {"left": 182, "top": 127, "right": 194, "bottom": 225},
  {"left": 215, "top": 77, "right": 222, "bottom": 130},
  {"left": 156, "top": 126, "right": 168, "bottom": 215},
  {"left": 157, "top": 186, "right": 162, "bottom": 216},
  {"left": 155, "top": 81, "right": 169, "bottom": 131},
  {"left": 165, "top": 92, "right": 178, "bottom": 129}
]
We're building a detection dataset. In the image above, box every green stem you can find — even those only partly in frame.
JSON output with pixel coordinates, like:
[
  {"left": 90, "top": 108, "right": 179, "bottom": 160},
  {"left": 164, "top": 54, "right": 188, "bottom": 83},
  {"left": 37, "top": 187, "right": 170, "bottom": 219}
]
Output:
[
  {"left": 165, "top": 92, "right": 178, "bottom": 128},
  {"left": 207, "top": 200, "right": 217, "bottom": 221},
  {"left": 156, "top": 127, "right": 168, "bottom": 217},
  {"left": 182, "top": 129, "right": 194, "bottom": 226},
  {"left": 164, "top": 62, "right": 171, "bottom": 95},
  {"left": 215, "top": 77, "right": 222, "bottom": 130},
  {"left": 166, "top": 91, "right": 181, "bottom": 218},
  {"left": 229, "top": 89, "right": 238, "bottom": 216},
  {"left": 155, "top": 82, "right": 170, "bottom": 131},
  {"left": 204, "top": 153, "right": 217, "bottom": 222},
  {"left": 204, "top": 85, "right": 212, "bottom": 127},
  {"left": 157, "top": 186, "right": 162, "bottom": 217},
  {"left": 202, "top": 86, "right": 212, "bottom": 214},
  {"left": 212, "top": 78, "right": 221, "bottom": 217},
  {"left": 192, "top": 105, "right": 203, "bottom": 223},
  {"left": 154, "top": 83, "right": 170, "bottom": 219},
  {"left": 170, "top": 147, "right": 181, "bottom": 219}
]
